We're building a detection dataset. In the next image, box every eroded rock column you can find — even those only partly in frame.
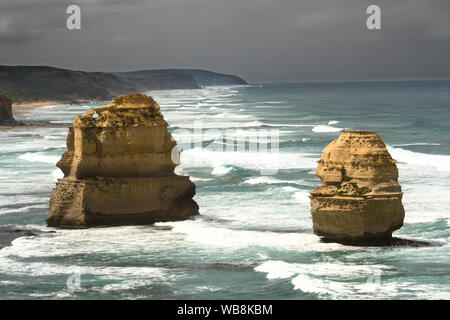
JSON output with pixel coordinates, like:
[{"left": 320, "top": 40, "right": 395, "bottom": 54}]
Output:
[
  {"left": 47, "top": 94, "right": 199, "bottom": 228},
  {"left": 310, "top": 130, "right": 405, "bottom": 242}
]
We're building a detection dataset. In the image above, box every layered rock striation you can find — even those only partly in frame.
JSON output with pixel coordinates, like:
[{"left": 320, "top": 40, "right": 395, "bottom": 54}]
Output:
[
  {"left": 47, "top": 94, "right": 199, "bottom": 228},
  {"left": 310, "top": 130, "right": 405, "bottom": 243}
]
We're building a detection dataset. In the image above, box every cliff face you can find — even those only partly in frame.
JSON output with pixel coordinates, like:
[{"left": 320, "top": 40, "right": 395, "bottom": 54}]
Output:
[
  {"left": 310, "top": 130, "right": 404, "bottom": 242},
  {"left": 0, "top": 93, "right": 14, "bottom": 124},
  {"left": 0, "top": 66, "right": 138, "bottom": 103},
  {"left": 47, "top": 94, "right": 199, "bottom": 228}
]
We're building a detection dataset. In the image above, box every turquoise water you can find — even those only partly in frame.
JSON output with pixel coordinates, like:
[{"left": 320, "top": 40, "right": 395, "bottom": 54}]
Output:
[{"left": 0, "top": 81, "right": 449, "bottom": 299}]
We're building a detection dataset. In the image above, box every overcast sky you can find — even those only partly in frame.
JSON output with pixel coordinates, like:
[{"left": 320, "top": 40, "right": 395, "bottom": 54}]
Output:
[{"left": 0, "top": 0, "right": 448, "bottom": 82}]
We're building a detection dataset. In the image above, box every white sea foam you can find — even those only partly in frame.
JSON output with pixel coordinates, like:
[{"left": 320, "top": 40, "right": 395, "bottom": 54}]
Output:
[
  {"left": 312, "top": 125, "right": 342, "bottom": 133},
  {"left": 328, "top": 120, "right": 339, "bottom": 125},
  {"left": 292, "top": 270, "right": 450, "bottom": 299},
  {"left": 210, "top": 113, "right": 250, "bottom": 119},
  {"left": 254, "top": 261, "right": 298, "bottom": 279},
  {"left": 163, "top": 221, "right": 351, "bottom": 251},
  {"left": 0, "top": 131, "right": 66, "bottom": 154},
  {"left": 257, "top": 260, "right": 392, "bottom": 279},
  {"left": 49, "top": 120, "right": 72, "bottom": 124},
  {"left": 18, "top": 153, "right": 60, "bottom": 164},
  {"left": 174, "top": 120, "right": 265, "bottom": 129},
  {"left": 388, "top": 146, "right": 450, "bottom": 172},
  {"left": 0, "top": 204, "right": 48, "bottom": 215},
  {"left": 254, "top": 257, "right": 450, "bottom": 299},
  {"left": 52, "top": 169, "right": 64, "bottom": 180},
  {"left": 250, "top": 101, "right": 285, "bottom": 105},
  {"left": 0, "top": 225, "right": 180, "bottom": 259},
  {"left": 292, "top": 190, "right": 310, "bottom": 204},
  {"left": 393, "top": 143, "right": 440, "bottom": 147},
  {"left": 211, "top": 165, "right": 233, "bottom": 176},
  {"left": 181, "top": 147, "right": 318, "bottom": 171},
  {"left": 254, "top": 260, "right": 403, "bottom": 299},
  {"left": 243, "top": 177, "right": 289, "bottom": 185},
  {"left": 37, "top": 104, "right": 61, "bottom": 110},
  {"left": 263, "top": 123, "right": 315, "bottom": 128},
  {"left": 174, "top": 166, "right": 187, "bottom": 176},
  {"left": 0, "top": 255, "right": 168, "bottom": 280},
  {"left": 0, "top": 280, "right": 22, "bottom": 285},
  {"left": 290, "top": 274, "right": 390, "bottom": 297},
  {"left": 189, "top": 176, "right": 214, "bottom": 182},
  {"left": 98, "top": 279, "right": 161, "bottom": 293},
  {"left": 282, "top": 186, "right": 300, "bottom": 192},
  {"left": 243, "top": 176, "right": 311, "bottom": 187}
]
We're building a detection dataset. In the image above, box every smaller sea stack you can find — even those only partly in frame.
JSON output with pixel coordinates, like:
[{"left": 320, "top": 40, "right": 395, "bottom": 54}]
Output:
[
  {"left": 47, "top": 94, "right": 199, "bottom": 228},
  {"left": 310, "top": 130, "right": 405, "bottom": 243},
  {"left": 0, "top": 93, "right": 15, "bottom": 124}
]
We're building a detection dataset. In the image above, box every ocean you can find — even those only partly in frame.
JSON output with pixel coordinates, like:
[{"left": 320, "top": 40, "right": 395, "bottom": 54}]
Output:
[{"left": 0, "top": 81, "right": 449, "bottom": 299}]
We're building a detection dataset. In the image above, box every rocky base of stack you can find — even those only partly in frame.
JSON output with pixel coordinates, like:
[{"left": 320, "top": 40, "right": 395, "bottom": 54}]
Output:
[
  {"left": 310, "top": 193, "right": 404, "bottom": 242},
  {"left": 319, "top": 235, "right": 435, "bottom": 247},
  {"left": 47, "top": 176, "right": 198, "bottom": 228}
]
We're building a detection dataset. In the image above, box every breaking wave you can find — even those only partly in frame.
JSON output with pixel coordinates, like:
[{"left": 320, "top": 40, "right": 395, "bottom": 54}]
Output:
[
  {"left": 312, "top": 125, "right": 342, "bottom": 133},
  {"left": 388, "top": 146, "right": 450, "bottom": 172},
  {"left": 18, "top": 153, "right": 60, "bottom": 164}
]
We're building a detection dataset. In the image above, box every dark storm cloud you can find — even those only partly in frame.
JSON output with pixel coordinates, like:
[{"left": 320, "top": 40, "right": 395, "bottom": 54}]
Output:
[{"left": 0, "top": 0, "right": 448, "bottom": 81}]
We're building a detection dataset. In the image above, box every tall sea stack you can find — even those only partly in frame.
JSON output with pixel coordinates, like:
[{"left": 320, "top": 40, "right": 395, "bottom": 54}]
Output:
[
  {"left": 47, "top": 94, "right": 199, "bottom": 228},
  {"left": 310, "top": 130, "right": 405, "bottom": 243}
]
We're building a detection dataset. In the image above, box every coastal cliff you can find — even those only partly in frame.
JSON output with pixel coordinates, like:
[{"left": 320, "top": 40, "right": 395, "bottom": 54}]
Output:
[
  {"left": 310, "top": 130, "right": 405, "bottom": 243},
  {"left": 0, "top": 65, "right": 247, "bottom": 104},
  {"left": 116, "top": 69, "right": 248, "bottom": 87},
  {"left": 47, "top": 94, "right": 199, "bottom": 228}
]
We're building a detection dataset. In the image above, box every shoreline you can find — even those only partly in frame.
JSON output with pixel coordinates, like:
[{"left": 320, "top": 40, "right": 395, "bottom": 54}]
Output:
[
  {"left": 0, "top": 124, "right": 43, "bottom": 130},
  {"left": 12, "top": 100, "right": 70, "bottom": 111},
  {"left": 13, "top": 98, "right": 95, "bottom": 112}
]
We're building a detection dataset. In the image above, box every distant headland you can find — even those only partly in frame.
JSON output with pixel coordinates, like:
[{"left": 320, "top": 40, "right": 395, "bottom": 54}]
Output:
[{"left": 0, "top": 65, "right": 247, "bottom": 106}]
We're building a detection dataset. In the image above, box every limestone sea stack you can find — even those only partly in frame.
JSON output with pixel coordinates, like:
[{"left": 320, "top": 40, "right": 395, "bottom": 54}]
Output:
[
  {"left": 310, "top": 130, "right": 405, "bottom": 243},
  {"left": 0, "top": 93, "right": 15, "bottom": 124},
  {"left": 47, "top": 94, "right": 199, "bottom": 228}
]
